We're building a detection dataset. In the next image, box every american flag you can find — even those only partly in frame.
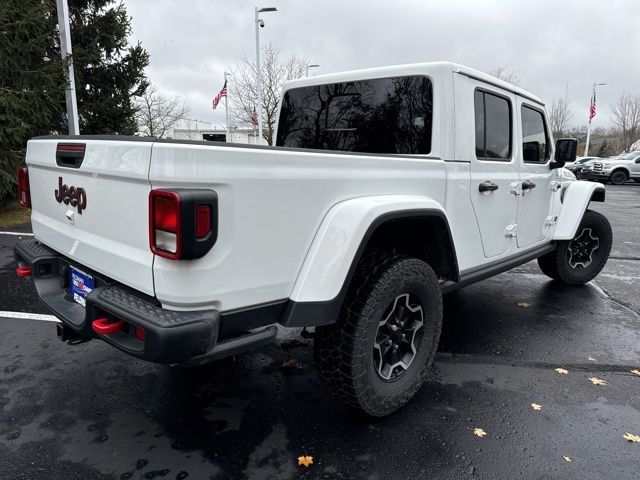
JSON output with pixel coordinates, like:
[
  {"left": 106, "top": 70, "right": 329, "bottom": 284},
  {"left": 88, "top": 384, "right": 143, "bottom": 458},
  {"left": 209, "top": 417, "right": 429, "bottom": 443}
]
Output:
[
  {"left": 250, "top": 108, "right": 258, "bottom": 126},
  {"left": 589, "top": 90, "right": 597, "bottom": 122},
  {"left": 212, "top": 80, "right": 227, "bottom": 110}
]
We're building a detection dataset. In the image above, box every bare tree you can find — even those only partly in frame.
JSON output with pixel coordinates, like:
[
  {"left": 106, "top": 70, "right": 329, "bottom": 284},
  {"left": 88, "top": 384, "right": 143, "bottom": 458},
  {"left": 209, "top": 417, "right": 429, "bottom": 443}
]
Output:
[
  {"left": 488, "top": 67, "right": 520, "bottom": 86},
  {"left": 548, "top": 98, "right": 573, "bottom": 139},
  {"left": 135, "top": 85, "right": 190, "bottom": 138},
  {"left": 229, "top": 42, "right": 307, "bottom": 145},
  {"left": 611, "top": 92, "right": 640, "bottom": 153}
]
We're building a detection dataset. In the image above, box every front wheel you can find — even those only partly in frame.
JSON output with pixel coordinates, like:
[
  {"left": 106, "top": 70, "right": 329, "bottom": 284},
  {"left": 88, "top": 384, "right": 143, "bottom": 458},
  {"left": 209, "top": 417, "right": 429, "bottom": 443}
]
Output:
[
  {"left": 609, "top": 170, "right": 628, "bottom": 185},
  {"left": 314, "top": 256, "right": 443, "bottom": 417},
  {"left": 538, "top": 210, "right": 612, "bottom": 285}
]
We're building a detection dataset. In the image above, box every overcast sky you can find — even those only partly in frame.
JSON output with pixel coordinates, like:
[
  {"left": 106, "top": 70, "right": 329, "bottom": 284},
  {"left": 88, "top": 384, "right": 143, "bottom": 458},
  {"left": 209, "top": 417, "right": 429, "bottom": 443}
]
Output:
[{"left": 125, "top": 0, "right": 640, "bottom": 129}]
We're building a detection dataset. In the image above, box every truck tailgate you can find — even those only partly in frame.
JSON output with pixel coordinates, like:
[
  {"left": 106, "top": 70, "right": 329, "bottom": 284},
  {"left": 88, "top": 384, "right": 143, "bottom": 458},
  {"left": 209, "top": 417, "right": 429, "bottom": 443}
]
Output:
[{"left": 26, "top": 138, "right": 155, "bottom": 296}]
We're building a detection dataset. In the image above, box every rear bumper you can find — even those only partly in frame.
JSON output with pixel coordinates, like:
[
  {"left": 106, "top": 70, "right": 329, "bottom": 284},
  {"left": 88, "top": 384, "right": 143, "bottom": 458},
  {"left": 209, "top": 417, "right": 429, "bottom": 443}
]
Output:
[{"left": 14, "top": 238, "right": 229, "bottom": 364}]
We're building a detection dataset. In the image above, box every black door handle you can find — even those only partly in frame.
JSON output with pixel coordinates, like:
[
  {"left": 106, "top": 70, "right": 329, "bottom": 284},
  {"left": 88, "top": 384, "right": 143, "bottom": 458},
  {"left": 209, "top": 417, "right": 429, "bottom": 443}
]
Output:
[
  {"left": 479, "top": 181, "right": 499, "bottom": 192},
  {"left": 522, "top": 180, "right": 537, "bottom": 190}
]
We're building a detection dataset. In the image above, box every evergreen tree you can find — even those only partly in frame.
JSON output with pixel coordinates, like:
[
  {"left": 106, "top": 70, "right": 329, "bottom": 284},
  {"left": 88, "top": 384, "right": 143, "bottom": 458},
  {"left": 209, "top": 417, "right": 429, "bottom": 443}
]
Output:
[
  {"left": 0, "top": 0, "right": 149, "bottom": 201},
  {"left": 0, "top": 0, "right": 64, "bottom": 201},
  {"left": 597, "top": 139, "right": 614, "bottom": 158},
  {"left": 48, "top": 0, "right": 149, "bottom": 134}
]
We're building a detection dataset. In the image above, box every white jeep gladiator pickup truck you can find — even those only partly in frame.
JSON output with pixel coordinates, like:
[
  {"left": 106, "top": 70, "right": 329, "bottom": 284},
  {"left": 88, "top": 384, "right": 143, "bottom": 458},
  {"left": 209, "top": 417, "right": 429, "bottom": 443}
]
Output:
[{"left": 15, "top": 62, "right": 612, "bottom": 416}]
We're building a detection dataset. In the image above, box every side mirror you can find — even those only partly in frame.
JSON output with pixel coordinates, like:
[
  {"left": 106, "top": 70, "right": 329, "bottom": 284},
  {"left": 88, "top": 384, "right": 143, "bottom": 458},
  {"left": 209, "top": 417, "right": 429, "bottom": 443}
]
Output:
[
  {"left": 635, "top": 158, "right": 640, "bottom": 164},
  {"left": 523, "top": 141, "right": 541, "bottom": 162},
  {"left": 552, "top": 138, "right": 577, "bottom": 169}
]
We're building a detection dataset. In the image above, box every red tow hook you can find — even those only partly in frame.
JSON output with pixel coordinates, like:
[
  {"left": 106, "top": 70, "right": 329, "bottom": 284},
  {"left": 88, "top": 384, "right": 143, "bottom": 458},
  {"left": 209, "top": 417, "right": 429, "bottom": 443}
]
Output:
[
  {"left": 92, "top": 317, "right": 125, "bottom": 335},
  {"left": 16, "top": 265, "right": 32, "bottom": 277}
]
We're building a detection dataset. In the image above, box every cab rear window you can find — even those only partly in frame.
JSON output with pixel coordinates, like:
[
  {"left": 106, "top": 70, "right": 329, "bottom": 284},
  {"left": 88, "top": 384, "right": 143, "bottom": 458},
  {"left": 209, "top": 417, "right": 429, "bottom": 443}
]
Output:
[{"left": 276, "top": 76, "right": 433, "bottom": 154}]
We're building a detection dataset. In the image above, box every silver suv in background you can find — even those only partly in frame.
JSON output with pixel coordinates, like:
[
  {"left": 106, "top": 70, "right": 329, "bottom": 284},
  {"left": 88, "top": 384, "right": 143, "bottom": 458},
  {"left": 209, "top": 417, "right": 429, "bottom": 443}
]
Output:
[{"left": 580, "top": 151, "right": 640, "bottom": 185}]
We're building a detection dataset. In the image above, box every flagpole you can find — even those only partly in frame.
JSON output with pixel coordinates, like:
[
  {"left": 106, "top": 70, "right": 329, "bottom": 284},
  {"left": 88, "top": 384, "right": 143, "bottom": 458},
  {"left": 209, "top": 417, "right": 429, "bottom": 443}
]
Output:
[
  {"left": 584, "top": 82, "right": 606, "bottom": 157},
  {"left": 224, "top": 72, "right": 230, "bottom": 143},
  {"left": 584, "top": 83, "right": 595, "bottom": 157}
]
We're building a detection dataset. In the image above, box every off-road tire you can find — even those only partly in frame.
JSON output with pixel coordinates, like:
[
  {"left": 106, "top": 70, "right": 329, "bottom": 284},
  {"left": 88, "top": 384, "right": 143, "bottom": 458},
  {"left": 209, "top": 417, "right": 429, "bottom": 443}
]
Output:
[
  {"left": 609, "top": 170, "right": 628, "bottom": 185},
  {"left": 314, "top": 255, "right": 443, "bottom": 417},
  {"left": 537, "top": 210, "right": 612, "bottom": 285}
]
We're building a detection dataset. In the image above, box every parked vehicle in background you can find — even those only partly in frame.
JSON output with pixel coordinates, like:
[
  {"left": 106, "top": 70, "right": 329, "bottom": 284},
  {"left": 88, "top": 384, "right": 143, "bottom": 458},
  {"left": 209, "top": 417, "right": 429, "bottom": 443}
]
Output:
[
  {"left": 14, "top": 62, "right": 612, "bottom": 417},
  {"left": 580, "top": 151, "right": 640, "bottom": 184},
  {"left": 566, "top": 156, "right": 599, "bottom": 175}
]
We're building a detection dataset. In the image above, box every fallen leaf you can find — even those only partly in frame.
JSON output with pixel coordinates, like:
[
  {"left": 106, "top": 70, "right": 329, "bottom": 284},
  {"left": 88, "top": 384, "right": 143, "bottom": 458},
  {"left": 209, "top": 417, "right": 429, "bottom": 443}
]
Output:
[
  {"left": 623, "top": 433, "right": 640, "bottom": 443},
  {"left": 563, "top": 456, "right": 572, "bottom": 462},
  {"left": 297, "top": 455, "right": 314, "bottom": 467},
  {"left": 531, "top": 403, "right": 542, "bottom": 411},
  {"left": 555, "top": 368, "right": 569, "bottom": 375},
  {"left": 517, "top": 302, "right": 530, "bottom": 308},
  {"left": 281, "top": 357, "right": 298, "bottom": 369},
  {"left": 473, "top": 428, "right": 487, "bottom": 438},
  {"left": 588, "top": 377, "right": 606, "bottom": 386},
  {"left": 631, "top": 369, "right": 640, "bottom": 377}
]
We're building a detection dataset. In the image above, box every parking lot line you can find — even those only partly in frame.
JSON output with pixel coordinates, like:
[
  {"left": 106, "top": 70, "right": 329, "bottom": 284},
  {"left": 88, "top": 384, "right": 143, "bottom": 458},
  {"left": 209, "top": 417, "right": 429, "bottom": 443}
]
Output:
[
  {"left": 0, "top": 231, "right": 34, "bottom": 236},
  {"left": 0, "top": 311, "right": 59, "bottom": 322}
]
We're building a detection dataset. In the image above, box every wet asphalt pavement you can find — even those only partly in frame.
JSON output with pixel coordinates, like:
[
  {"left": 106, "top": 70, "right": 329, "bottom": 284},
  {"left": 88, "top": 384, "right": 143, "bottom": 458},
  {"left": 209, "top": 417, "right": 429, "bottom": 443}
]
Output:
[{"left": 1, "top": 185, "right": 640, "bottom": 480}]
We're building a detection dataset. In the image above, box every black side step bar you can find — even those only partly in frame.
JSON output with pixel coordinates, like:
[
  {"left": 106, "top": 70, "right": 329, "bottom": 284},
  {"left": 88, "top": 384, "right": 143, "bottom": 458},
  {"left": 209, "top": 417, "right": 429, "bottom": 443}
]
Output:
[{"left": 182, "top": 325, "right": 278, "bottom": 366}]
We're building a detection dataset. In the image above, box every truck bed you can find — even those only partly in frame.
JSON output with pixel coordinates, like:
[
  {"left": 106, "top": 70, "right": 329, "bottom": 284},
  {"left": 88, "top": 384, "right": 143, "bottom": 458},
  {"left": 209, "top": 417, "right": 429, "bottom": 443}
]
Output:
[{"left": 27, "top": 135, "right": 448, "bottom": 315}]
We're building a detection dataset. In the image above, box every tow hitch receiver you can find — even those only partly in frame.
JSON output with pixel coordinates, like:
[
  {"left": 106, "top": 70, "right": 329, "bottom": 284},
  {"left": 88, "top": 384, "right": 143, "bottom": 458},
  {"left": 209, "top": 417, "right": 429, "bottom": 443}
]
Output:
[{"left": 92, "top": 317, "right": 125, "bottom": 335}]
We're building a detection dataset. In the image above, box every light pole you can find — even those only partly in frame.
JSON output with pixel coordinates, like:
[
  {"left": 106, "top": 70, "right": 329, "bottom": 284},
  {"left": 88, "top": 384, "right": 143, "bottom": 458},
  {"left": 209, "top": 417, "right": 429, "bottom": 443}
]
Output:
[
  {"left": 255, "top": 6, "right": 277, "bottom": 144},
  {"left": 305, "top": 64, "right": 319, "bottom": 77},
  {"left": 56, "top": 0, "right": 79, "bottom": 135},
  {"left": 584, "top": 82, "right": 606, "bottom": 157}
]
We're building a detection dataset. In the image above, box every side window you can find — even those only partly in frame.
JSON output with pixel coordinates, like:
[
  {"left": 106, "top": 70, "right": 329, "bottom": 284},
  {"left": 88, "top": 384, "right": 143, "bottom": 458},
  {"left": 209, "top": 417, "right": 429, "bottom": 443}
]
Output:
[
  {"left": 521, "top": 106, "right": 549, "bottom": 163},
  {"left": 276, "top": 76, "right": 433, "bottom": 154},
  {"left": 474, "top": 91, "right": 485, "bottom": 158},
  {"left": 474, "top": 90, "right": 512, "bottom": 161}
]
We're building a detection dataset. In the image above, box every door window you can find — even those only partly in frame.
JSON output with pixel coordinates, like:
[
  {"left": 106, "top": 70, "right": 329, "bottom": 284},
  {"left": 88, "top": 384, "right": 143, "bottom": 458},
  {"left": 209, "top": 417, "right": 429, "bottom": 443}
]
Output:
[
  {"left": 521, "top": 106, "right": 550, "bottom": 163},
  {"left": 474, "top": 90, "right": 512, "bottom": 161}
]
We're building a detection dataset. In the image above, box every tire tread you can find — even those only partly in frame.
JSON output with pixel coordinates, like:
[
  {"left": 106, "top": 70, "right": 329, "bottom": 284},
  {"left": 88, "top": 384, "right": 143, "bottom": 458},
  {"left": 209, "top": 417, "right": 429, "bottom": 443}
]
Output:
[{"left": 314, "top": 253, "right": 442, "bottom": 416}]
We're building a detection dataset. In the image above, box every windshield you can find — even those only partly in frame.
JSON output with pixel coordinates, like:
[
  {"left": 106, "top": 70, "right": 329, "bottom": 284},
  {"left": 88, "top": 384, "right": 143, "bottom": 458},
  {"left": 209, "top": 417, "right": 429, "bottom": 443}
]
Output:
[{"left": 616, "top": 151, "right": 640, "bottom": 160}]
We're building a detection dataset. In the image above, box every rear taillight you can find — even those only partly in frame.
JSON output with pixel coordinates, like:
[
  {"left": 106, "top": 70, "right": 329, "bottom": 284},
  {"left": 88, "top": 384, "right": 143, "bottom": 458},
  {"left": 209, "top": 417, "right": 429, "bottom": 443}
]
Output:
[
  {"left": 149, "top": 189, "right": 218, "bottom": 260},
  {"left": 150, "top": 190, "right": 182, "bottom": 259},
  {"left": 17, "top": 167, "right": 30, "bottom": 208}
]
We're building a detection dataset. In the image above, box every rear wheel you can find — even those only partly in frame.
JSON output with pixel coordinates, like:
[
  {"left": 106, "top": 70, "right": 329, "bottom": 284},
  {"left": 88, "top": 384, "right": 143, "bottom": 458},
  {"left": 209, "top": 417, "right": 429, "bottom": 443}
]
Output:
[
  {"left": 537, "top": 210, "right": 612, "bottom": 285},
  {"left": 609, "top": 170, "right": 628, "bottom": 185},
  {"left": 314, "top": 255, "right": 442, "bottom": 417}
]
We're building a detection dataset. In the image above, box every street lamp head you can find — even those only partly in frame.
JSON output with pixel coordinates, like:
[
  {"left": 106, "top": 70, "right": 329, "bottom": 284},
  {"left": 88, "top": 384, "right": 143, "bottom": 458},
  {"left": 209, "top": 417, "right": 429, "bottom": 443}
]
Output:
[
  {"left": 258, "top": 7, "right": 277, "bottom": 13},
  {"left": 308, "top": 64, "right": 320, "bottom": 68}
]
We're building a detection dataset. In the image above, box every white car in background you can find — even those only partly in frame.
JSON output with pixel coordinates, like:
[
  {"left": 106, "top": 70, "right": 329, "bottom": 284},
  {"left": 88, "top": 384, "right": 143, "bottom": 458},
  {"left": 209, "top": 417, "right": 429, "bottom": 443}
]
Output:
[{"left": 581, "top": 151, "right": 640, "bottom": 185}]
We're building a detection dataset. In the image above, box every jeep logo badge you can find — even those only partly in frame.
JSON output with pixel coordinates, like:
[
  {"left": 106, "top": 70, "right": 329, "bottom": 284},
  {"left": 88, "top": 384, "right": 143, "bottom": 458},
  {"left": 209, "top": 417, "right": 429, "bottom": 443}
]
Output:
[{"left": 54, "top": 177, "right": 87, "bottom": 214}]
